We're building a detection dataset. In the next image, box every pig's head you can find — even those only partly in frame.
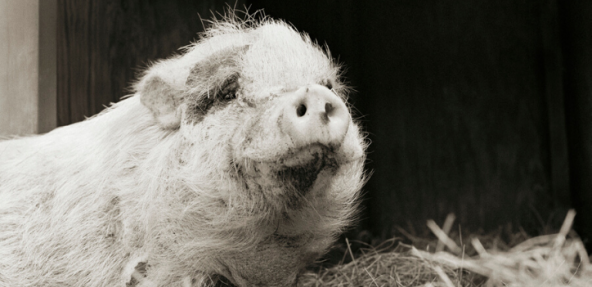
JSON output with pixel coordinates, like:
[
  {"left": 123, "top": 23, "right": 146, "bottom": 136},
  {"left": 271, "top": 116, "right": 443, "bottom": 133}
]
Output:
[{"left": 133, "top": 16, "right": 366, "bottom": 286}]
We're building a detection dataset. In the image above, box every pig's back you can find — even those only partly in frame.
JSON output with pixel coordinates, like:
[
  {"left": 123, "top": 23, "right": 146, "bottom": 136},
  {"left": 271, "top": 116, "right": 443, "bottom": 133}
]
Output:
[{"left": 0, "top": 97, "right": 156, "bottom": 287}]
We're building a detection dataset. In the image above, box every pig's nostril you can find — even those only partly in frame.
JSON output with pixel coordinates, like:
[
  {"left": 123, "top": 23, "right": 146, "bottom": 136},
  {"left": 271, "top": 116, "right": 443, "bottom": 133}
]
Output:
[
  {"left": 296, "top": 104, "right": 307, "bottom": 117},
  {"left": 325, "top": 102, "right": 334, "bottom": 116}
]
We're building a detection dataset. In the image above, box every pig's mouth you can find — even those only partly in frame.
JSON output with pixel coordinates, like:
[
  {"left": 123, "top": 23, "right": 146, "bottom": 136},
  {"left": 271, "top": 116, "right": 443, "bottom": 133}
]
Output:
[
  {"left": 279, "top": 144, "right": 328, "bottom": 169},
  {"left": 276, "top": 144, "right": 337, "bottom": 194},
  {"left": 238, "top": 144, "right": 339, "bottom": 203}
]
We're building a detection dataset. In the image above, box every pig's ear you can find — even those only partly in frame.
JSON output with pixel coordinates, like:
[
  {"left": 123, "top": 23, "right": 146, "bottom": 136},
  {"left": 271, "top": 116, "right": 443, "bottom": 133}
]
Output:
[{"left": 139, "top": 75, "right": 184, "bottom": 129}]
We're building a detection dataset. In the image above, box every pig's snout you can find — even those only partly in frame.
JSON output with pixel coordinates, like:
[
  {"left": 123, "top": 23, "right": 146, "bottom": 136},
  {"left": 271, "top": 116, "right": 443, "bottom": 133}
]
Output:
[{"left": 281, "top": 85, "right": 350, "bottom": 148}]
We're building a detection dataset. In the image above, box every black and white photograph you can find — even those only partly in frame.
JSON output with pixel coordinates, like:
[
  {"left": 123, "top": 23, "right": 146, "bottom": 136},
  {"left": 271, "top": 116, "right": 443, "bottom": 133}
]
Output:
[{"left": 0, "top": 0, "right": 591, "bottom": 286}]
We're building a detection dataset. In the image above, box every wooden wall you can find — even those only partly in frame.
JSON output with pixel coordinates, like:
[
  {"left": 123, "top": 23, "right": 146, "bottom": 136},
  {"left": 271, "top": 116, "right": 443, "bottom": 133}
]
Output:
[
  {"left": 57, "top": 0, "right": 241, "bottom": 125},
  {"left": 55, "top": 0, "right": 591, "bottom": 247},
  {"left": 560, "top": 0, "right": 592, "bottom": 249}
]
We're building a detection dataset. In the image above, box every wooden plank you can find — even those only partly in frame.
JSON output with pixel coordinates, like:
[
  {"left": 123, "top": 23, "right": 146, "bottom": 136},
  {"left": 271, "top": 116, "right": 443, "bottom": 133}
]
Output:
[
  {"left": 57, "top": 0, "right": 243, "bottom": 126},
  {"left": 57, "top": 0, "right": 91, "bottom": 126},
  {"left": 38, "top": 0, "right": 57, "bottom": 134}
]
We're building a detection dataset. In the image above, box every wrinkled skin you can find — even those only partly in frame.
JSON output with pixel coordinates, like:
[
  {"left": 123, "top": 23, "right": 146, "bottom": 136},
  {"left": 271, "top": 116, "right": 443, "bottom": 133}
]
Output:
[{"left": 0, "top": 14, "right": 366, "bottom": 287}]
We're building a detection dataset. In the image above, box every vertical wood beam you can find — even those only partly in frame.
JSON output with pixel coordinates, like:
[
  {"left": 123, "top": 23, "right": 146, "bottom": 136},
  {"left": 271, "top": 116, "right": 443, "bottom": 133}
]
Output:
[
  {"left": 0, "top": 0, "right": 56, "bottom": 136},
  {"left": 38, "top": 0, "right": 57, "bottom": 134},
  {"left": 0, "top": 0, "right": 39, "bottom": 136}
]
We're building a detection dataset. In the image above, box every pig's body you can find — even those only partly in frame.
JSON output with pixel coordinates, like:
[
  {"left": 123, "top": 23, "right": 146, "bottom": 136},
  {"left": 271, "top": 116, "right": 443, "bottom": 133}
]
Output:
[{"left": 0, "top": 15, "right": 365, "bottom": 287}]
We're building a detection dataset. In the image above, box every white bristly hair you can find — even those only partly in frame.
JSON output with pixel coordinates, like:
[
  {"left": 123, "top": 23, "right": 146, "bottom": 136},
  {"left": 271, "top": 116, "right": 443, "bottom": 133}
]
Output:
[{"left": 0, "top": 10, "right": 366, "bottom": 287}]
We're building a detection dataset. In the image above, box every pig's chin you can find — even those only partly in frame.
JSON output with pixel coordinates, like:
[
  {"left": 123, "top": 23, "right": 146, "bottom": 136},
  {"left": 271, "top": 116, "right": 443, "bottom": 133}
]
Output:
[
  {"left": 276, "top": 144, "right": 337, "bottom": 194},
  {"left": 238, "top": 144, "right": 339, "bottom": 208}
]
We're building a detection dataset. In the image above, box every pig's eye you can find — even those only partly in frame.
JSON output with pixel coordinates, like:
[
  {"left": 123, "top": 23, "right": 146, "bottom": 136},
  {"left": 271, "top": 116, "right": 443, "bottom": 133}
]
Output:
[
  {"left": 218, "top": 75, "right": 239, "bottom": 101},
  {"left": 222, "top": 91, "right": 237, "bottom": 101},
  {"left": 320, "top": 79, "right": 333, "bottom": 90}
]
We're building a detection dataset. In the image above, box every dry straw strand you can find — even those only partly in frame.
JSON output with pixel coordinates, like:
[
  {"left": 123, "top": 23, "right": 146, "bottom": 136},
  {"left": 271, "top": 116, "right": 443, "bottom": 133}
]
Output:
[{"left": 301, "top": 209, "right": 591, "bottom": 287}]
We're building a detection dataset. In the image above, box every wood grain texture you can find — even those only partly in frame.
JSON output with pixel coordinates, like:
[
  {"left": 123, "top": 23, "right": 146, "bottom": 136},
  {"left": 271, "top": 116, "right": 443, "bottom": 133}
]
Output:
[
  {"left": 38, "top": 0, "right": 57, "bottom": 134},
  {"left": 57, "top": 0, "right": 242, "bottom": 126},
  {"left": 357, "top": 0, "right": 563, "bottom": 236}
]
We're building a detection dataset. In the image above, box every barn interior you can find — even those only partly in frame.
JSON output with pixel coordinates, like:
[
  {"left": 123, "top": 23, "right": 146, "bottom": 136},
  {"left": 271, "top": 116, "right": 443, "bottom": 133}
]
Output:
[{"left": 1, "top": 0, "right": 591, "bottom": 285}]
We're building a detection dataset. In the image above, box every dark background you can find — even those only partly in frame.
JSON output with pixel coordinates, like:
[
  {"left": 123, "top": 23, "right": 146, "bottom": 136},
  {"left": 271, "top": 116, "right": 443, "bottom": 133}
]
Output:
[{"left": 56, "top": 0, "right": 592, "bottom": 249}]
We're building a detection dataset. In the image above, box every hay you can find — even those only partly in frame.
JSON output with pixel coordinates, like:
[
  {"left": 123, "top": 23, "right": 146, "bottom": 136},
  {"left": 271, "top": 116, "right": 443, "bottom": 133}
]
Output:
[{"left": 300, "top": 210, "right": 591, "bottom": 287}]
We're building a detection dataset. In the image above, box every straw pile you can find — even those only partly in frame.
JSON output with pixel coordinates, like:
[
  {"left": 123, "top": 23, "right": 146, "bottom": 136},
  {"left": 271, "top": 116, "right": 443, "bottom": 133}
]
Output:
[{"left": 300, "top": 210, "right": 591, "bottom": 287}]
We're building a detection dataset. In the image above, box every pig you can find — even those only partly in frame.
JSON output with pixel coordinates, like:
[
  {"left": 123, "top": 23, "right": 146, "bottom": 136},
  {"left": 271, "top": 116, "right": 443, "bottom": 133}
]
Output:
[{"left": 0, "top": 12, "right": 366, "bottom": 287}]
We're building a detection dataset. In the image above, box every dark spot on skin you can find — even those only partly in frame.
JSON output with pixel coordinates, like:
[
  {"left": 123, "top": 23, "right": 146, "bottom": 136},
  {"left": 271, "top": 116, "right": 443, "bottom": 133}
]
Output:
[
  {"left": 109, "top": 196, "right": 120, "bottom": 208},
  {"left": 187, "top": 97, "right": 213, "bottom": 123},
  {"left": 232, "top": 160, "right": 264, "bottom": 202},
  {"left": 232, "top": 144, "right": 342, "bottom": 210},
  {"left": 126, "top": 276, "right": 139, "bottom": 287},
  {"left": 104, "top": 196, "right": 122, "bottom": 244},
  {"left": 35, "top": 191, "right": 55, "bottom": 209},
  {"left": 186, "top": 45, "right": 249, "bottom": 87},
  {"left": 184, "top": 45, "right": 250, "bottom": 123},
  {"left": 135, "top": 262, "right": 148, "bottom": 275},
  {"left": 126, "top": 262, "right": 149, "bottom": 287},
  {"left": 276, "top": 153, "right": 325, "bottom": 196},
  {"left": 278, "top": 164, "right": 320, "bottom": 196},
  {"left": 124, "top": 165, "right": 137, "bottom": 174},
  {"left": 241, "top": 98, "right": 256, "bottom": 108},
  {"left": 188, "top": 74, "right": 241, "bottom": 124},
  {"left": 277, "top": 113, "right": 283, "bottom": 131}
]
